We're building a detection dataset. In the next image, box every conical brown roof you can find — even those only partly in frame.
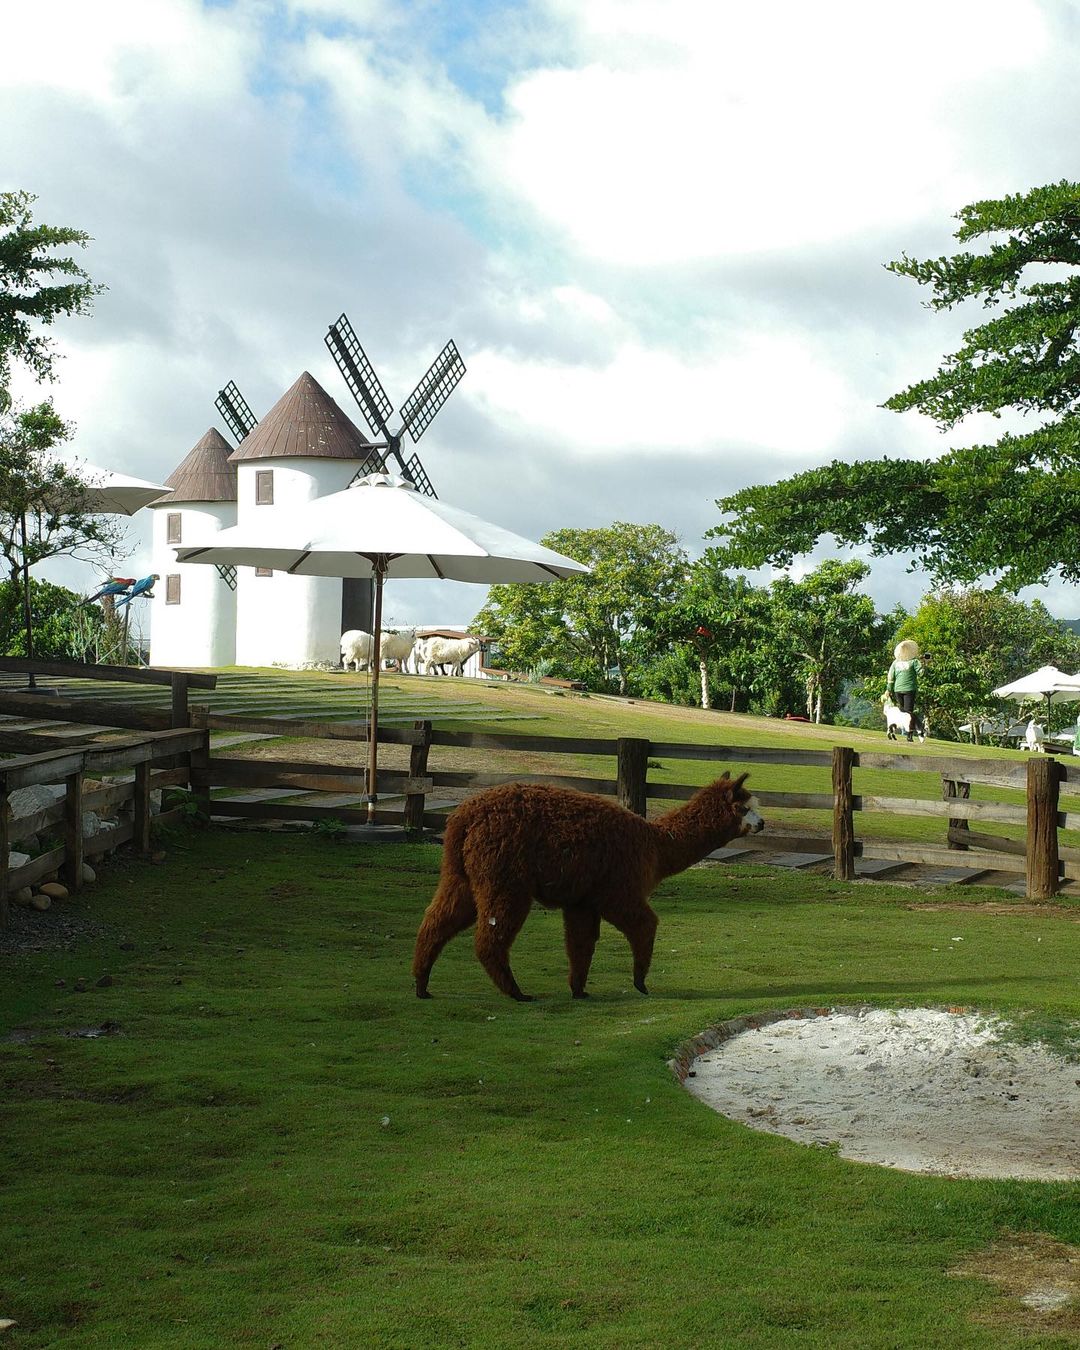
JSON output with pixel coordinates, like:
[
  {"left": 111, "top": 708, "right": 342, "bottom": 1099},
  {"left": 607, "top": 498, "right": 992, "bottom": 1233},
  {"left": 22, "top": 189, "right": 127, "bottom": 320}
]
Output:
[
  {"left": 228, "top": 371, "right": 372, "bottom": 463},
  {"left": 161, "top": 427, "right": 238, "bottom": 503}
]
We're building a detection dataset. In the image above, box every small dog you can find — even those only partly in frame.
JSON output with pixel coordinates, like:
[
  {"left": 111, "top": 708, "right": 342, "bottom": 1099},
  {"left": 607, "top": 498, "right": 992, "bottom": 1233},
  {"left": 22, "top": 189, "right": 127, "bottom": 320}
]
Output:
[{"left": 882, "top": 695, "right": 926, "bottom": 743}]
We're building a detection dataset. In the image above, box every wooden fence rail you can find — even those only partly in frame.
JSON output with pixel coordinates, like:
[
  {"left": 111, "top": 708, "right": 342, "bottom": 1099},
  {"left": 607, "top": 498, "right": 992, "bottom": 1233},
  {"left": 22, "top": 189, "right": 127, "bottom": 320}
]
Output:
[{"left": 4, "top": 675, "right": 1077, "bottom": 907}]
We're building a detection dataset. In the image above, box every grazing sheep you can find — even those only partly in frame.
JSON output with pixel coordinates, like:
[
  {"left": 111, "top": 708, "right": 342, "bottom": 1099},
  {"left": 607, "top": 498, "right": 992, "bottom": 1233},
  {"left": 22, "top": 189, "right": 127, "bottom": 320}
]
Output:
[
  {"left": 416, "top": 634, "right": 482, "bottom": 676},
  {"left": 380, "top": 627, "right": 418, "bottom": 673},
  {"left": 1024, "top": 718, "right": 1046, "bottom": 752},
  {"left": 412, "top": 774, "right": 764, "bottom": 1002},
  {"left": 340, "top": 629, "right": 375, "bottom": 673},
  {"left": 882, "top": 694, "right": 926, "bottom": 743}
]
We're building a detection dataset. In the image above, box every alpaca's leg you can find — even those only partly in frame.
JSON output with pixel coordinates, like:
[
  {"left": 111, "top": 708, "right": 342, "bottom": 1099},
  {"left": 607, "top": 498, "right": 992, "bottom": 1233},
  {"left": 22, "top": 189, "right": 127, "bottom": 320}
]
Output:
[
  {"left": 563, "top": 906, "right": 601, "bottom": 998},
  {"left": 473, "top": 895, "right": 533, "bottom": 1001},
  {"left": 601, "top": 900, "right": 659, "bottom": 995},
  {"left": 412, "top": 879, "right": 477, "bottom": 998}
]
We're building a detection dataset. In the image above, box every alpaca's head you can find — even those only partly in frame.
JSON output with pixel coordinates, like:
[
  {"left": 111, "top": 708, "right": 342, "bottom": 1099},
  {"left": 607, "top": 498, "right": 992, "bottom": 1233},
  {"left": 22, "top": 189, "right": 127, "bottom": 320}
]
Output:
[{"left": 714, "top": 772, "right": 765, "bottom": 836}]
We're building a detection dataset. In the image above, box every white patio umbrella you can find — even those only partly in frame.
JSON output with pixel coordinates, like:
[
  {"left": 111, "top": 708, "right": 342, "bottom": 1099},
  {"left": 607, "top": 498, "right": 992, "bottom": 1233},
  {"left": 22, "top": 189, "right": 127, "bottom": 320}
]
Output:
[
  {"left": 992, "top": 665, "right": 1080, "bottom": 731},
  {"left": 17, "top": 458, "right": 169, "bottom": 685},
  {"left": 176, "top": 473, "right": 589, "bottom": 819},
  {"left": 47, "top": 458, "right": 171, "bottom": 517}
]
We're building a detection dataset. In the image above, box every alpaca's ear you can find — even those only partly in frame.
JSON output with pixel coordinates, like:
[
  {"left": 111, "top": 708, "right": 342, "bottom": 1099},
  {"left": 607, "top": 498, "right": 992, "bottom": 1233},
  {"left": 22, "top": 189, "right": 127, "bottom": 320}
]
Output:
[{"left": 731, "top": 772, "right": 750, "bottom": 799}]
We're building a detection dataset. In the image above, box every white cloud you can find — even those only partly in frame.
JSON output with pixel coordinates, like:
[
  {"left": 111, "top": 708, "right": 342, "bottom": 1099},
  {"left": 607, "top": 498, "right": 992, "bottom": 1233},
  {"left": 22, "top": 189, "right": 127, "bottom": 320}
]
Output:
[
  {"left": 479, "top": 0, "right": 1049, "bottom": 263},
  {"left": 1, "top": 0, "right": 254, "bottom": 104},
  {"left": 468, "top": 327, "right": 857, "bottom": 458}
]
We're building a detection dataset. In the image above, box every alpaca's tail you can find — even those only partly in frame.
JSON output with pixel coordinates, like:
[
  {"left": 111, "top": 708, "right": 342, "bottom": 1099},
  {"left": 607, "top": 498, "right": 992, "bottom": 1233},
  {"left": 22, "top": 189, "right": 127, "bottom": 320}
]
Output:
[{"left": 412, "top": 810, "right": 477, "bottom": 998}]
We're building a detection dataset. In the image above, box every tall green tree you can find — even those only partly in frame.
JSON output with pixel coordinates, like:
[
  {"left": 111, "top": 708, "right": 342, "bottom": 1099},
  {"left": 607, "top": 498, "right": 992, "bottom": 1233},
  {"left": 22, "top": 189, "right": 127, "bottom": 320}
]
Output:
[
  {"left": 766, "top": 560, "right": 885, "bottom": 723},
  {"left": 639, "top": 566, "right": 771, "bottom": 711},
  {"left": 0, "top": 190, "right": 103, "bottom": 411},
  {"left": 0, "top": 401, "right": 125, "bottom": 660},
  {"left": 709, "top": 182, "right": 1080, "bottom": 590},
  {"left": 474, "top": 522, "right": 686, "bottom": 694}
]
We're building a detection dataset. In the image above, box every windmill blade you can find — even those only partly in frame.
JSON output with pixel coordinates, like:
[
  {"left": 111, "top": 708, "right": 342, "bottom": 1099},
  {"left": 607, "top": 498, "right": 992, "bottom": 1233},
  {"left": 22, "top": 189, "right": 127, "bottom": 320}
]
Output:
[
  {"left": 402, "top": 453, "right": 437, "bottom": 498},
  {"left": 325, "top": 314, "right": 394, "bottom": 439},
  {"left": 216, "top": 381, "right": 258, "bottom": 444},
  {"left": 347, "top": 447, "right": 393, "bottom": 487},
  {"left": 399, "top": 340, "right": 466, "bottom": 443}
]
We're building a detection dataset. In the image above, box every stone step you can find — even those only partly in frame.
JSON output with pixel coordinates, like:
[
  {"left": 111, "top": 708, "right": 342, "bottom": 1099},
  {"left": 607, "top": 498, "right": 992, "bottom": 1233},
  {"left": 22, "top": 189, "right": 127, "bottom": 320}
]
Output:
[
  {"left": 704, "top": 846, "right": 759, "bottom": 863},
  {"left": 917, "top": 866, "right": 995, "bottom": 886},
  {"left": 759, "top": 851, "right": 834, "bottom": 870},
  {"left": 853, "top": 859, "right": 912, "bottom": 879}
]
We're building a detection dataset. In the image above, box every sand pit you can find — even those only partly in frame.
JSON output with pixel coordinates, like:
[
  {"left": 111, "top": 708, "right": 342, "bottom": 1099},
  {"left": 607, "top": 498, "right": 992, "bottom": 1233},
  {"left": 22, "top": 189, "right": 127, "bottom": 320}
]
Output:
[{"left": 681, "top": 1007, "right": 1080, "bottom": 1180}]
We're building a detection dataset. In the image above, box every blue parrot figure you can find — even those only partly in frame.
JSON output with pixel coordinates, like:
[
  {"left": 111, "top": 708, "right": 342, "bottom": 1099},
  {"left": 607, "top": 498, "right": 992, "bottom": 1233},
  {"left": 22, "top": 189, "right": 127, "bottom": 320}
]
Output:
[
  {"left": 115, "top": 574, "right": 160, "bottom": 608},
  {"left": 85, "top": 576, "right": 136, "bottom": 605}
]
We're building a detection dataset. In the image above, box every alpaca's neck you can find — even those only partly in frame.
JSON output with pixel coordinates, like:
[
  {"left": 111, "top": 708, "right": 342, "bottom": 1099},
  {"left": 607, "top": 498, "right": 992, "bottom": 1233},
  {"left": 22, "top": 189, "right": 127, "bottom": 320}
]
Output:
[{"left": 650, "top": 783, "right": 745, "bottom": 878}]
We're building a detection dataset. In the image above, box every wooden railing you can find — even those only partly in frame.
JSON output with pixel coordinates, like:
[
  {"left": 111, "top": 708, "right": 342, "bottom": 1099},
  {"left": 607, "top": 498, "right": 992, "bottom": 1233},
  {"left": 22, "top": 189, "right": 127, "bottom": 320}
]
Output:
[
  {"left": 0, "top": 657, "right": 216, "bottom": 729},
  {"left": 190, "top": 713, "right": 1077, "bottom": 899},
  {"left": 0, "top": 660, "right": 218, "bottom": 926},
  {"left": 3, "top": 675, "right": 1075, "bottom": 905},
  {"left": 0, "top": 727, "right": 208, "bottom": 926}
]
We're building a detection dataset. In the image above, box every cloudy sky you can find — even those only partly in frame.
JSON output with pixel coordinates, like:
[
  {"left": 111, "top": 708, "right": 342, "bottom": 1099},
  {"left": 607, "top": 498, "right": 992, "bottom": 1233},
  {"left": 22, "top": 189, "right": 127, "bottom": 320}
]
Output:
[{"left": 3, "top": 0, "right": 1079, "bottom": 630}]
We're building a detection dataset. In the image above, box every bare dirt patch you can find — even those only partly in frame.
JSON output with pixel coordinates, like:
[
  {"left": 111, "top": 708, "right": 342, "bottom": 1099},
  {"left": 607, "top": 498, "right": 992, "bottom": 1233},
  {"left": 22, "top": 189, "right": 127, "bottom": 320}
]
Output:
[
  {"left": 950, "top": 1232, "right": 1080, "bottom": 1335},
  {"left": 683, "top": 1006, "right": 1080, "bottom": 1180}
]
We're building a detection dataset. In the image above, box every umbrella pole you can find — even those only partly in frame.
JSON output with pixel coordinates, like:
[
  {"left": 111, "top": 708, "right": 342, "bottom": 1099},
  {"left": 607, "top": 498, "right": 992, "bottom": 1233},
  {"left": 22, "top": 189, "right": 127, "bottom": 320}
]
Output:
[{"left": 367, "top": 559, "right": 387, "bottom": 825}]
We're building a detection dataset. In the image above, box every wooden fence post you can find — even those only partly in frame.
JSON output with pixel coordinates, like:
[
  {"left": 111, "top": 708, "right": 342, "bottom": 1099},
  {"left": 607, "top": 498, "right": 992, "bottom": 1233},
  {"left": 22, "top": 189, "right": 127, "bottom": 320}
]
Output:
[
  {"left": 188, "top": 708, "right": 211, "bottom": 821},
  {"left": 170, "top": 673, "right": 190, "bottom": 729},
  {"left": 1026, "top": 756, "right": 1061, "bottom": 900},
  {"left": 943, "top": 776, "right": 970, "bottom": 850},
  {"left": 62, "top": 769, "right": 85, "bottom": 891},
  {"left": 134, "top": 760, "right": 153, "bottom": 854},
  {"left": 1, "top": 786, "right": 10, "bottom": 929},
  {"left": 617, "top": 738, "right": 649, "bottom": 817},
  {"left": 831, "top": 745, "right": 855, "bottom": 881},
  {"left": 404, "top": 720, "right": 432, "bottom": 831}
]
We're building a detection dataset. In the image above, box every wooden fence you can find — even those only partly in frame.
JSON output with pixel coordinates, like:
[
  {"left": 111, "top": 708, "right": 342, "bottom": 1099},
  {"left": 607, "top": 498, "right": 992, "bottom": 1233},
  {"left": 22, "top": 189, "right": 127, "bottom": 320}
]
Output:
[
  {"left": 0, "top": 660, "right": 217, "bottom": 926},
  {"left": 0, "top": 726, "right": 208, "bottom": 925},
  {"left": 1, "top": 660, "right": 1076, "bottom": 911},
  {"left": 190, "top": 711, "right": 1078, "bottom": 901}
]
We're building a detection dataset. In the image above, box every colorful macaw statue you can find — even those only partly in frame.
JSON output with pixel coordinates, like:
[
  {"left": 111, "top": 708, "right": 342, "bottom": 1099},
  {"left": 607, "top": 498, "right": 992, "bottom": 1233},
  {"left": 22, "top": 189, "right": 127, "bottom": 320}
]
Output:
[
  {"left": 85, "top": 577, "right": 136, "bottom": 605},
  {"left": 115, "top": 573, "right": 160, "bottom": 608}
]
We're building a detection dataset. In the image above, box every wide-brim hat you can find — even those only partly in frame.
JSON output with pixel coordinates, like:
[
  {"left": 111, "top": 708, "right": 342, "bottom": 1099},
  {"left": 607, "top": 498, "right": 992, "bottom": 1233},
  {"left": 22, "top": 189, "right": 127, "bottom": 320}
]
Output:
[{"left": 894, "top": 640, "right": 921, "bottom": 661}]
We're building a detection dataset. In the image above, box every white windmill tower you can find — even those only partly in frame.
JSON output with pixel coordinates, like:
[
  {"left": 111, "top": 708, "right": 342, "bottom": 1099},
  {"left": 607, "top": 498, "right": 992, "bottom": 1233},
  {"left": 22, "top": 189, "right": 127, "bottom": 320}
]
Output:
[
  {"left": 222, "top": 371, "right": 376, "bottom": 667},
  {"left": 149, "top": 427, "right": 238, "bottom": 668},
  {"left": 213, "top": 316, "right": 466, "bottom": 668}
]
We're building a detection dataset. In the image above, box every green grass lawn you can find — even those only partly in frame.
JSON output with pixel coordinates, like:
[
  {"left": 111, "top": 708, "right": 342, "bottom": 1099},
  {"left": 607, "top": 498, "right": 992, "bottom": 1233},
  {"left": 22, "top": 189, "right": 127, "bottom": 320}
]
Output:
[{"left": 3, "top": 827, "right": 1080, "bottom": 1347}]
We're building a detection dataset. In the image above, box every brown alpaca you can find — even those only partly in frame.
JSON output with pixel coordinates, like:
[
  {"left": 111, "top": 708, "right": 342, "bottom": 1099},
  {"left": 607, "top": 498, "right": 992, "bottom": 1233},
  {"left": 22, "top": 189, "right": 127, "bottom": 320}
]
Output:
[{"left": 412, "top": 773, "right": 764, "bottom": 1002}]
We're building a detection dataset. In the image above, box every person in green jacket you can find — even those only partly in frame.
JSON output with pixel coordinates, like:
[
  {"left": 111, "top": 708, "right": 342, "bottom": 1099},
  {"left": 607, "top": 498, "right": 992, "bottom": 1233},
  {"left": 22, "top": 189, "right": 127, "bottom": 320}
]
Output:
[{"left": 887, "top": 639, "right": 923, "bottom": 741}]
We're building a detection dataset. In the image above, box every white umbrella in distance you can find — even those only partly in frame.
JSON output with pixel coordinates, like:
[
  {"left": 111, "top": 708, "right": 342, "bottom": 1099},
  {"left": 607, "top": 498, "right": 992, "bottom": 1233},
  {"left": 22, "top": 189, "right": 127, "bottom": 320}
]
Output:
[
  {"left": 17, "top": 458, "right": 169, "bottom": 686},
  {"left": 992, "top": 665, "right": 1080, "bottom": 731},
  {"left": 48, "top": 458, "right": 171, "bottom": 516},
  {"left": 176, "top": 473, "right": 589, "bottom": 819}
]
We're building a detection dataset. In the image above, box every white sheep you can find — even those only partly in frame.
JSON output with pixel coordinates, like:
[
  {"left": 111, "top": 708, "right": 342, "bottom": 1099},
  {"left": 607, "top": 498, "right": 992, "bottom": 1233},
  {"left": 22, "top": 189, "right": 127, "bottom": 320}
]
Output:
[
  {"left": 417, "top": 634, "right": 482, "bottom": 677},
  {"left": 1024, "top": 718, "right": 1045, "bottom": 752},
  {"left": 340, "top": 629, "right": 375, "bottom": 673},
  {"left": 882, "top": 694, "right": 926, "bottom": 743},
  {"left": 380, "top": 627, "right": 418, "bottom": 673}
]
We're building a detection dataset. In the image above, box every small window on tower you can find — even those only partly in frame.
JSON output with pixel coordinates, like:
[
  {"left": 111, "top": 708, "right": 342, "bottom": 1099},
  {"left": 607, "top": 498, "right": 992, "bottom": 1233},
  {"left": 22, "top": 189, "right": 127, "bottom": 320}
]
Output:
[
  {"left": 165, "top": 574, "right": 181, "bottom": 605},
  {"left": 166, "top": 512, "right": 182, "bottom": 544},
  {"left": 255, "top": 470, "right": 274, "bottom": 505},
  {"left": 255, "top": 567, "right": 273, "bottom": 577}
]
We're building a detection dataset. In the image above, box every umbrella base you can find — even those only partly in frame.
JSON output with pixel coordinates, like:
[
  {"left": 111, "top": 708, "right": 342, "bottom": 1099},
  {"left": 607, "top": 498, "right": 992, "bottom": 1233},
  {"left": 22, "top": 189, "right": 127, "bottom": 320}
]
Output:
[{"left": 13, "top": 685, "right": 60, "bottom": 697}]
